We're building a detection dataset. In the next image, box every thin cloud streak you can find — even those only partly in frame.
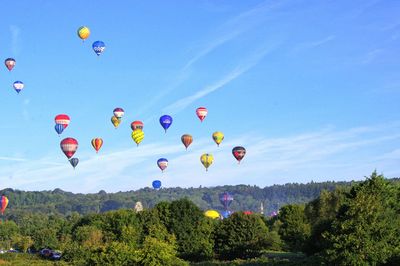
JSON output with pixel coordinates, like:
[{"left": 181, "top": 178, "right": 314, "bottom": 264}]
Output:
[{"left": 9, "top": 25, "right": 21, "bottom": 55}]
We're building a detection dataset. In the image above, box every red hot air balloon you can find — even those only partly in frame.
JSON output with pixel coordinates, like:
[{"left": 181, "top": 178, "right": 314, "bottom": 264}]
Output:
[
  {"left": 232, "top": 146, "right": 246, "bottom": 164},
  {"left": 91, "top": 138, "right": 103, "bottom": 153},
  {"left": 131, "top": 121, "right": 144, "bottom": 131},
  {"left": 196, "top": 107, "right": 208, "bottom": 122},
  {"left": 1, "top": 195, "right": 9, "bottom": 215},
  {"left": 55, "top": 114, "right": 71, "bottom": 129},
  {"left": 60, "top": 138, "right": 78, "bottom": 159},
  {"left": 5, "top": 58, "right": 16, "bottom": 71},
  {"left": 113, "top": 108, "right": 125, "bottom": 119}
]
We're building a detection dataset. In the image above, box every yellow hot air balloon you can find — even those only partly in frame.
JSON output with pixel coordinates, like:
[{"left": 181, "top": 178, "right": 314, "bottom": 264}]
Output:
[
  {"left": 212, "top": 131, "right": 224, "bottom": 146},
  {"left": 111, "top": 116, "right": 120, "bottom": 129},
  {"left": 77, "top": 26, "right": 90, "bottom": 41},
  {"left": 200, "top": 153, "right": 213, "bottom": 171},
  {"left": 204, "top": 210, "right": 221, "bottom": 219},
  {"left": 131, "top": 129, "right": 144, "bottom": 146}
]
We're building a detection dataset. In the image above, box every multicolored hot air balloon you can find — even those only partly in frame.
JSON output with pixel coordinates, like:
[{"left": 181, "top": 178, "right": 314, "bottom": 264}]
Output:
[
  {"left": 152, "top": 180, "right": 162, "bottom": 190},
  {"left": 181, "top": 134, "right": 193, "bottom": 150},
  {"left": 157, "top": 158, "right": 168, "bottom": 172},
  {"left": 212, "top": 132, "right": 224, "bottom": 146},
  {"left": 131, "top": 121, "right": 144, "bottom": 131},
  {"left": 204, "top": 210, "right": 220, "bottom": 219},
  {"left": 196, "top": 107, "right": 208, "bottom": 122},
  {"left": 111, "top": 116, "right": 120, "bottom": 128},
  {"left": 55, "top": 114, "right": 70, "bottom": 129},
  {"left": 92, "top": 41, "right": 105, "bottom": 56},
  {"left": 1, "top": 195, "right": 9, "bottom": 215},
  {"left": 219, "top": 192, "right": 233, "bottom": 210},
  {"left": 159, "top": 115, "right": 173, "bottom": 133},
  {"left": 200, "top": 153, "right": 213, "bottom": 171},
  {"left": 131, "top": 129, "right": 144, "bottom": 146},
  {"left": 69, "top": 158, "right": 79, "bottom": 169},
  {"left": 5, "top": 58, "right": 15, "bottom": 71},
  {"left": 13, "top": 81, "right": 24, "bottom": 94},
  {"left": 77, "top": 26, "right": 90, "bottom": 41},
  {"left": 113, "top": 108, "right": 124, "bottom": 119},
  {"left": 232, "top": 146, "right": 246, "bottom": 164},
  {"left": 60, "top": 138, "right": 78, "bottom": 159},
  {"left": 91, "top": 138, "right": 103, "bottom": 153},
  {"left": 55, "top": 124, "right": 65, "bottom": 136}
]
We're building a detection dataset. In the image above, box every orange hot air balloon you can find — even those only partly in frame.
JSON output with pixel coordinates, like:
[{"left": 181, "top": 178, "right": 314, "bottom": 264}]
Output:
[
  {"left": 91, "top": 138, "right": 103, "bottom": 153},
  {"left": 1, "top": 195, "right": 9, "bottom": 215},
  {"left": 131, "top": 121, "right": 144, "bottom": 131},
  {"left": 181, "top": 134, "right": 193, "bottom": 150},
  {"left": 196, "top": 107, "right": 208, "bottom": 122}
]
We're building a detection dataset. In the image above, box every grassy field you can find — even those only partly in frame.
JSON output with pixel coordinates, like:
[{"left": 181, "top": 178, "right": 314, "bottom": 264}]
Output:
[{"left": 0, "top": 253, "right": 69, "bottom": 266}]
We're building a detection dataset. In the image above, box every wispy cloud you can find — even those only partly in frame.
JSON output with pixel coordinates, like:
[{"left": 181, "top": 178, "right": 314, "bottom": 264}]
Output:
[
  {"left": 1, "top": 122, "right": 399, "bottom": 193},
  {"left": 361, "top": 48, "right": 383, "bottom": 64},
  {"left": 0, "top": 156, "right": 27, "bottom": 162},
  {"left": 9, "top": 25, "right": 21, "bottom": 55},
  {"left": 292, "top": 35, "right": 336, "bottom": 53},
  {"left": 162, "top": 44, "right": 277, "bottom": 114}
]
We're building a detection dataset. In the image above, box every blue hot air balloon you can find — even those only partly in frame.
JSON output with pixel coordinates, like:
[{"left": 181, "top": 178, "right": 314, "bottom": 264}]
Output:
[
  {"left": 69, "top": 158, "right": 79, "bottom": 169},
  {"left": 159, "top": 115, "right": 173, "bottom": 133},
  {"left": 219, "top": 192, "right": 233, "bottom": 210},
  {"left": 157, "top": 158, "right": 168, "bottom": 172},
  {"left": 92, "top": 41, "right": 105, "bottom": 56},
  {"left": 152, "top": 180, "right": 162, "bottom": 190},
  {"left": 55, "top": 124, "right": 65, "bottom": 135},
  {"left": 13, "top": 81, "right": 24, "bottom": 94},
  {"left": 221, "top": 210, "right": 232, "bottom": 219}
]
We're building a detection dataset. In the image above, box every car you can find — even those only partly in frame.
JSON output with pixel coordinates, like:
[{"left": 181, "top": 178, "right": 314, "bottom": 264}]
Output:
[
  {"left": 50, "top": 251, "right": 62, "bottom": 260},
  {"left": 40, "top": 248, "right": 53, "bottom": 258}
]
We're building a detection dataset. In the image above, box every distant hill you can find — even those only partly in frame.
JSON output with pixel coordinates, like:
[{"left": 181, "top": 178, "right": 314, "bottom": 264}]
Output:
[{"left": 2, "top": 178, "right": 399, "bottom": 218}]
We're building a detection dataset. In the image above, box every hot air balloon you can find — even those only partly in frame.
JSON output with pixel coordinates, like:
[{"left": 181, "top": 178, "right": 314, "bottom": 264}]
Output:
[
  {"left": 111, "top": 116, "right": 120, "bottom": 128},
  {"left": 204, "top": 210, "right": 220, "bottom": 219},
  {"left": 219, "top": 192, "right": 233, "bottom": 210},
  {"left": 131, "top": 129, "right": 144, "bottom": 146},
  {"left": 60, "top": 138, "right": 78, "bottom": 159},
  {"left": 69, "top": 158, "right": 79, "bottom": 169},
  {"left": 1, "top": 195, "right": 9, "bottom": 215},
  {"left": 181, "top": 134, "right": 193, "bottom": 150},
  {"left": 212, "top": 132, "right": 224, "bottom": 146},
  {"left": 221, "top": 210, "right": 232, "bottom": 219},
  {"left": 196, "top": 107, "right": 208, "bottom": 122},
  {"left": 200, "top": 153, "right": 213, "bottom": 171},
  {"left": 55, "top": 114, "right": 70, "bottom": 129},
  {"left": 55, "top": 124, "right": 65, "bottom": 136},
  {"left": 77, "top": 26, "right": 90, "bottom": 41},
  {"left": 243, "top": 211, "right": 253, "bottom": 215},
  {"left": 232, "top": 146, "right": 246, "bottom": 163},
  {"left": 91, "top": 138, "right": 103, "bottom": 153},
  {"left": 157, "top": 158, "right": 168, "bottom": 172},
  {"left": 159, "top": 115, "right": 172, "bottom": 133},
  {"left": 13, "top": 81, "right": 24, "bottom": 94},
  {"left": 113, "top": 108, "right": 124, "bottom": 119},
  {"left": 92, "top": 41, "right": 105, "bottom": 56},
  {"left": 5, "top": 58, "right": 15, "bottom": 71},
  {"left": 152, "top": 180, "right": 162, "bottom": 190},
  {"left": 131, "top": 121, "right": 144, "bottom": 131}
]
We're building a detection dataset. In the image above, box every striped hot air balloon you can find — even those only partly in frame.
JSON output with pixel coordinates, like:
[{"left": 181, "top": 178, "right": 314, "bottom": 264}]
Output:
[
  {"left": 113, "top": 108, "right": 124, "bottom": 118},
  {"left": 157, "top": 158, "right": 168, "bottom": 172},
  {"left": 13, "top": 81, "right": 24, "bottom": 94},
  {"left": 60, "top": 138, "right": 78, "bottom": 159},
  {"left": 55, "top": 114, "right": 70, "bottom": 129},
  {"left": 196, "top": 107, "right": 208, "bottom": 122},
  {"left": 131, "top": 129, "right": 144, "bottom": 146},
  {"left": 111, "top": 116, "right": 120, "bottom": 129},
  {"left": 181, "top": 134, "right": 193, "bottom": 150},
  {"left": 77, "top": 26, "right": 90, "bottom": 41},
  {"left": 91, "top": 138, "right": 103, "bottom": 153}
]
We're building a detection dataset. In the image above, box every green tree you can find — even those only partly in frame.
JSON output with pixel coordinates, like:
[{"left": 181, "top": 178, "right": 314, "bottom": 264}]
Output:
[
  {"left": 0, "top": 221, "right": 19, "bottom": 249},
  {"left": 324, "top": 172, "right": 400, "bottom": 265}
]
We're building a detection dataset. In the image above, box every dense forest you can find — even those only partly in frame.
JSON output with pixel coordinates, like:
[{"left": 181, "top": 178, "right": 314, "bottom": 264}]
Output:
[
  {"left": 1, "top": 173, "right": 399, "bottom": 265},
  {"left": 4, "top": 178, "right": 399, "bottom": 218}
]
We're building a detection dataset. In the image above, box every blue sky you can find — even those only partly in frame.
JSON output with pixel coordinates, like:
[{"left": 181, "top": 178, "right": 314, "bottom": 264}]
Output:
[{"left": 0, "top": 0, "right": 399, "bottom": 193}]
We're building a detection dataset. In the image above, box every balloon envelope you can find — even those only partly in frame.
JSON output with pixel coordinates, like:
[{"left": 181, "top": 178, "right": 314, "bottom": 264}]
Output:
[
  {"left": 113, "top": 108, "right": 124, "bottom": 118},
  {"left": 4, "top": 58, "right": 15, "bottom": 71},
  {"left": 55, "top": 114, "right": 70, "bottom": 128},
  {"left": 232, "top": 146, "right": 246, "bottom": 163},
  {"left": 92, "top": 41, "right": 105, "bottom": 56},
  {"left": 1, "top": 195, "right": 9, "bottom": 215},
  {"left": 111, "top": 116, "right": 120, "bottom": 128},
  {"left": 219, "top": 192, "right": 233, "bottom": 209},
  {"left": 55, "top": 124, "right": 64, "bottom": 135},
  {"left": 69, "top": 158, "right": 79, "bottom": 169},
  {"left": 157, "top": 158, "right": 168, "bottom": 172},
  {"left": 204, "top": 210, "right": 220, "bottom": 219},
  {"left": 131, "top": 121, "right": 144, "bottom": 131},
  {"left": 212, "top": 132, "right": 224, "bottom": 146},
  {"left": 152, "top": 180, "right": 162, "bottom": 189},
  {"left": 221, "top": 210, "right": 232, "bottom": 219},
  {"left": 131, "top": 130, "right": 144, "bottom": 146},
  {"left": 196, "top": 107, "right": 208, "bottom": 122},
  {"left": 159, "top": 115, "right": 173, "bottom": 132},
  {"left": 91, "top": 138, "right": 103, "bottom": 153},
  {"left": 181, "top": 134, "right": 193, "bottom": 150},
  {"left": 200, "top": 153, "right": 213, "bottom": 171},
  {"left": 13, "top": 81, "right": 24, "bottom": 93},
  {"left": 60, "top": 138, "right": 78, "bottom": 159},
  {"left": 77, "top": 26, "right": 90, "bottom": 40}
]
